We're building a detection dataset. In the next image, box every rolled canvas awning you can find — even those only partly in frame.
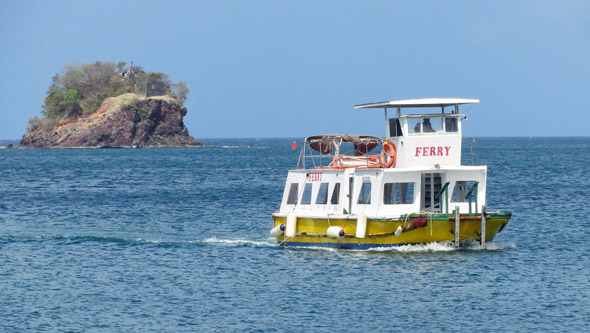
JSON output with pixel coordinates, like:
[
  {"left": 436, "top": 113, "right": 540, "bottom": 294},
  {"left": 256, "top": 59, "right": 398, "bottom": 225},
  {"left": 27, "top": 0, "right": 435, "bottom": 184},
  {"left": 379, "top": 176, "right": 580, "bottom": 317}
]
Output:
[{"left": 305, "top": 134, "right": 381, "bottom": 155}]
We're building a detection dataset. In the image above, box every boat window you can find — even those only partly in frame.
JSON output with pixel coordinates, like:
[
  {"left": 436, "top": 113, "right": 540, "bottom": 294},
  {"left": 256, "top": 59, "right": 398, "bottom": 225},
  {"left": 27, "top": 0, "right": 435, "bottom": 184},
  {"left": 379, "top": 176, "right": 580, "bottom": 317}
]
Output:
[
  {"left": 330, "top": 183, "right": 340, "bottom": 205},
  {"left": 451, "top": 181, "right": 477, "bottom": 202},
  {"left": 424, "top": 118, "right": 443, "bottom": 133},
  {"left": 410, "top": 118, "right": 444, "bottom": 134},
  {"left": 300, "top": 183, "right": 313, "bottom": 204},
  {"left": 357, "top": 181, "right": 372, "bottom": 204},
  {"left": 389, "top": 118, "right": 403, "bottom": 137},
  {"left": 383, "top": 182, "right": 415, "bottom": 205},
  {"left": 316, "top": 183, "right": 329, "bottom": 204},
  {"left": 445, "top": 118, "right": 458, "bottom": 132},
  {"left": 408, "top": 118, "right": 422, "bottom": 133},
  {"left": 286, "top": 183, "right": 298, "bottom": 204}
]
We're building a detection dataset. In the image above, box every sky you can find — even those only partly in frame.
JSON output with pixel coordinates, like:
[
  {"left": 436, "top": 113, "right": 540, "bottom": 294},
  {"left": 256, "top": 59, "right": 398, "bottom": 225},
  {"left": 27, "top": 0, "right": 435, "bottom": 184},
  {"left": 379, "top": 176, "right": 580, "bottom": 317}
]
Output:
[{"left": 1, "top": 0, "right": 589, "bottom": 139}]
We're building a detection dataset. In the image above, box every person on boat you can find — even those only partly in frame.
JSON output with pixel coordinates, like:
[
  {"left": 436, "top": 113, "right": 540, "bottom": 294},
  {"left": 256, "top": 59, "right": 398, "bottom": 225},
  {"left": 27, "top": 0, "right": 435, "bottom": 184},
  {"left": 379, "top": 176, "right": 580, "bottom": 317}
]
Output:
[
  {"left": 414, "top": 121, "right": 421, "bottom": 133},
  {"left": 423, "top": 118, "right": 434, "bottom": 132}
]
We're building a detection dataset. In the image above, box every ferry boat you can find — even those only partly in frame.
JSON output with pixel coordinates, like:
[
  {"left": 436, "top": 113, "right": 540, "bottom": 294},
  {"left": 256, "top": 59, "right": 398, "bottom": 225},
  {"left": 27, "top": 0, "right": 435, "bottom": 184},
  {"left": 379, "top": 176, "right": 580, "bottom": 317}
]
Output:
[{"left": 270, "top": 98, "right": 511, "bottom": 249}]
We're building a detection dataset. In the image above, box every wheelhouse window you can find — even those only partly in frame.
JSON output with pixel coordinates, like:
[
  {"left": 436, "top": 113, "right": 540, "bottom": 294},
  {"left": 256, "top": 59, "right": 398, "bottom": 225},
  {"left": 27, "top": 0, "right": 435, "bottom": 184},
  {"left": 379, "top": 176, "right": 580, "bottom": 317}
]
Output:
[
  {"left": 445, "top": 118, "right": 458, "bottom": 132},
  {"left": 451, "top": 181, "right": 478, "bottom": 203},
  {"left": 423, "top": 118, "right": 442, "bottom": 133},
  {"left": 300, "top": 183, "right": 313, "bottom": 204},
  {"left": 330, "top": 183, "right": 340, "bottom": 205},
  {"left": 408, "top": 118, "right": 422, "bottom": 134},
  {"left": 389, "top": 118, "right": 403, "bottom": 137},
  {"left": 384, "top": 182, "right": 415, "bottom": 204},
  {"left": 409, "top": 117, "right": 451, "bottom": 135},
  {"left": 357, "top": 181, "right": 372, "bottom": 204},
  {"left": 286, "top": 183, "right": 298, "bottom": 204},
  {"left": 316, "top": 183, "right": 329, "bottom": 204}
]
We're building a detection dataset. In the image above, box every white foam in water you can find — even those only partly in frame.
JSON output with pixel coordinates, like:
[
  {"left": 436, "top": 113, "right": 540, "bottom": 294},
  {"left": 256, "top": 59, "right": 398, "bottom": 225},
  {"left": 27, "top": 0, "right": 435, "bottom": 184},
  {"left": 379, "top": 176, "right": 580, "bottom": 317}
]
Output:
[
  {"left": 200, "top": 237, "right": 516, "bottom": 252},
  {"left": 134, "top": 238, "right": 162, "bottom": 244},
  {"left": 203, "top": 236, "right": 276, "bottom": 247},
  {"left": 367, "top": 242, "right": 516, "bottom": 253},
  {"left": 462, "top": 242, "right": 517, "bottom": 251},
  {"left": 270, "top": 241, "right": 517, "bottom": 253},
  {"left": 362, "top": 242, "right": 456, "bottom": 253}
]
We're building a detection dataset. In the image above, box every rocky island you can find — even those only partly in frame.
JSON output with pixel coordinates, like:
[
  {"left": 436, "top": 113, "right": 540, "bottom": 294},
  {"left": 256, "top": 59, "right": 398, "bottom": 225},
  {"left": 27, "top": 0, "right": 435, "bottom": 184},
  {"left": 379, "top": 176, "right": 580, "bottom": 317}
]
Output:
[{"left": 20, "top": 61, "right": 201, "bottom": 148}]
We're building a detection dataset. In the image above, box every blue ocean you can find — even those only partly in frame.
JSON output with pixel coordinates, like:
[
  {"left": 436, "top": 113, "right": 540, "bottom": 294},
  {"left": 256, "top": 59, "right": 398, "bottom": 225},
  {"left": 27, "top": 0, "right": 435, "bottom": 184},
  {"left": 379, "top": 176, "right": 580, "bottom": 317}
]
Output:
[{"left": 1, "top": 137, "right": 589, "bottom": 331}]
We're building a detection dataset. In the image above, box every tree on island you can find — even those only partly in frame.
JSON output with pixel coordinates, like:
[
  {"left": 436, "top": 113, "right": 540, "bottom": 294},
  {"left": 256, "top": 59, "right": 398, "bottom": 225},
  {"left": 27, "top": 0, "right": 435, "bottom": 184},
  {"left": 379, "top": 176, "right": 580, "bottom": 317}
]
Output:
[{"left": 27, "top": 61, "right": 190, "bottom": 132}]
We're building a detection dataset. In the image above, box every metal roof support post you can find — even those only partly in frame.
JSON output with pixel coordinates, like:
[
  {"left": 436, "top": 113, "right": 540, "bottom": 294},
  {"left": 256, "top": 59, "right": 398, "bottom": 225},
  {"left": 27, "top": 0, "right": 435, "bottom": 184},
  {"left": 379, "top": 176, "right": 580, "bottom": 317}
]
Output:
[
  {"left": 455, "top": 206, "right": 460, "bottom": 247},
  {"left": 319, "top": 142, "right": 322, "bottom": 167},
  {"left": 302, "top": 142, "right": 306, "bottom": 170},
  {"left": 297, "top": 141, "right": 304, "bottom": 169},
  {"left": 384, "top": 108, "right": 389, "bottom": 137}
]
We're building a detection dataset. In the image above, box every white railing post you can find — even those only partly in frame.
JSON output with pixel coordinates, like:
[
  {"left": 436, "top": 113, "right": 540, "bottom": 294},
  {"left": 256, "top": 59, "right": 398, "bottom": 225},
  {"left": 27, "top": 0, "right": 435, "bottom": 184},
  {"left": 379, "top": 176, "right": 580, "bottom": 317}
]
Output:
[
  {"left": 454, "top": 206, "right": 460, "bottom": 247},
  {"left": 480, "top": 205, "right": 486, "bottom": 245}
]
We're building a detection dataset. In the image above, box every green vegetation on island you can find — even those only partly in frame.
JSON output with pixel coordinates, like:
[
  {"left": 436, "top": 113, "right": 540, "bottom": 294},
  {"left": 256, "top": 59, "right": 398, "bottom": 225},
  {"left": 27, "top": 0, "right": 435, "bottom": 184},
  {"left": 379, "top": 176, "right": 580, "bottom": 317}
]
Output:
[{"left": 28, "top": 61, "right": 189, "bottom": 132}]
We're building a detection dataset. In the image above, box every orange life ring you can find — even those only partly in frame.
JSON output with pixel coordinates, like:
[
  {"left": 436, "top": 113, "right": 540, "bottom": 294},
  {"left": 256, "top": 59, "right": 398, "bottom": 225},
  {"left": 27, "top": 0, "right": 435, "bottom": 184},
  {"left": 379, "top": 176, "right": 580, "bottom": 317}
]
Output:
[{"left": 380, "top": 141, "right": 396, "bottom": 168}]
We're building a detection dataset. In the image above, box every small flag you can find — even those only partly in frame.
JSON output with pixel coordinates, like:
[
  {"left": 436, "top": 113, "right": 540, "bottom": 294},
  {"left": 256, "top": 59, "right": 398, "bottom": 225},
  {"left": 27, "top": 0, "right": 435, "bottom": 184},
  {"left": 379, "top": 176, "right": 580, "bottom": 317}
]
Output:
[{"left": 292, "top": 141, "right": 297, "bottom": 150}]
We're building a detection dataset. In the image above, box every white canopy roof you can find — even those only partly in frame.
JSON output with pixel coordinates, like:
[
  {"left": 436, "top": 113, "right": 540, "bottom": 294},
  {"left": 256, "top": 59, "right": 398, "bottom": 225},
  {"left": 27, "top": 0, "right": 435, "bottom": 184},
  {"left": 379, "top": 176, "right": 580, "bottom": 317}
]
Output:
[{"left": 354, "top": 98, "right": 479, "bottom": 109}]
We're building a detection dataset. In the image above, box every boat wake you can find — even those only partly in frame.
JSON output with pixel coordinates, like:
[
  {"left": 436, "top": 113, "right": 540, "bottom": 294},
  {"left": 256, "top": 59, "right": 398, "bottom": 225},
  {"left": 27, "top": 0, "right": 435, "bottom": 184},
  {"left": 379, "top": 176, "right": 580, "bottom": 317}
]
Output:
[
  {"left": 200, "top": 237, "right": 517, "bottom": 252},
  {"left": 202, "top": 236, "right": 277, "bottom": 247},
  {"left": 273, "top": 241, "right": 516, "bottom": 253},
  {"left": 0, "top": 234, "right": 515, "bottom": 253},
  {"left": 366, "top": 241, "right": 516, "bottom": 253},
  {"left": 0, "top": 234, "right": 279, "bottom": 249}
]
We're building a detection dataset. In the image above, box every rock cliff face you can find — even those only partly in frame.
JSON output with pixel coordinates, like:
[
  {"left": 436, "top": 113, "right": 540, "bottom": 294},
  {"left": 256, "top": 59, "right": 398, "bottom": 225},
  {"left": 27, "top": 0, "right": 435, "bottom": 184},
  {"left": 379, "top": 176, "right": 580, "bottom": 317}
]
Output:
[{"left": 20, "top": 94, "right": 201, "bottom": 148}]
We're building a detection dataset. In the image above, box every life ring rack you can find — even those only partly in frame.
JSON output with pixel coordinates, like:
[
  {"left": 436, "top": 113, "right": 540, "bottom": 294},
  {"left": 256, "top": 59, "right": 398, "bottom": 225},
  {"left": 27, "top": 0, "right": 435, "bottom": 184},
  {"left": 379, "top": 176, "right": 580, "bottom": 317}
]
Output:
[{"left": 380, "top": 140, "right": 396, "bottom": 168}]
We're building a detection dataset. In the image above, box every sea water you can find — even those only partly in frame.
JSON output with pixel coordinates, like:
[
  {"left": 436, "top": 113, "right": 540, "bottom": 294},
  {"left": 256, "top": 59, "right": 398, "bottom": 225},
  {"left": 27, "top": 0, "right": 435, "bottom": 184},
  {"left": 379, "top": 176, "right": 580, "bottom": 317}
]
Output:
[{"left": 0, "top": 138, "right": 589, "bottom": 331}]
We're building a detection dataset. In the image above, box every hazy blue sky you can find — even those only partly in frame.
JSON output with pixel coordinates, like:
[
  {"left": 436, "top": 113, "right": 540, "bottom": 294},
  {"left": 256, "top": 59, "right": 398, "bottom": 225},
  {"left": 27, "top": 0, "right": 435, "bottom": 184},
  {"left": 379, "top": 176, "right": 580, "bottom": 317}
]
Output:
[{"left": 1, "top": 1, "right": 588, "bottom": 139}]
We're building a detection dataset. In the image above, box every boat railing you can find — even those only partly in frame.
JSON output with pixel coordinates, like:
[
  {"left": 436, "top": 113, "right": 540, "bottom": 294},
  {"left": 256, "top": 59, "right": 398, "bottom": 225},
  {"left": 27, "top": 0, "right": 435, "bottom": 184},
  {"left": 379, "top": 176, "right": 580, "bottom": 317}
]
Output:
[
  {"left": 466, "top": 181, "right": 479, "bottom": 214},
  {"left": 435, "top": 182, "right": 451, "bottom": 214},
  {"left": 298, "top": 150, "right": 380, "bottom": 169},
  {"left": 297, "top": 136, "right": 383, "bottom": 170},
  {"left": 298, "top": 143, "right": 334, "bottom": 169}
]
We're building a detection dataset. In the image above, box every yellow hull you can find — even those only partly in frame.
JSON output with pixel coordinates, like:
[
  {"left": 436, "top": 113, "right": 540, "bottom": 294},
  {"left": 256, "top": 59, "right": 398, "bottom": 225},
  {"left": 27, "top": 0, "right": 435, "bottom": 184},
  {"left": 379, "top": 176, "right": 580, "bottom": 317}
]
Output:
[{"left": 271, "top": 213, "right": 511, "bottom": 249}]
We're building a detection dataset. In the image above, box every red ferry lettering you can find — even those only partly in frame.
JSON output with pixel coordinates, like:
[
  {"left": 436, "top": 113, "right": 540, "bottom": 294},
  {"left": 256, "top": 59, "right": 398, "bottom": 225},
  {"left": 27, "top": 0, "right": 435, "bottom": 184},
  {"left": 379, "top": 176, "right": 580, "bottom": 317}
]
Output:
[
  {"left": 309, "top": 172, "right": 322, "bottom": 182},
  {"left": 415, "top": 146, "right": 452, "bottom": 157}
]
